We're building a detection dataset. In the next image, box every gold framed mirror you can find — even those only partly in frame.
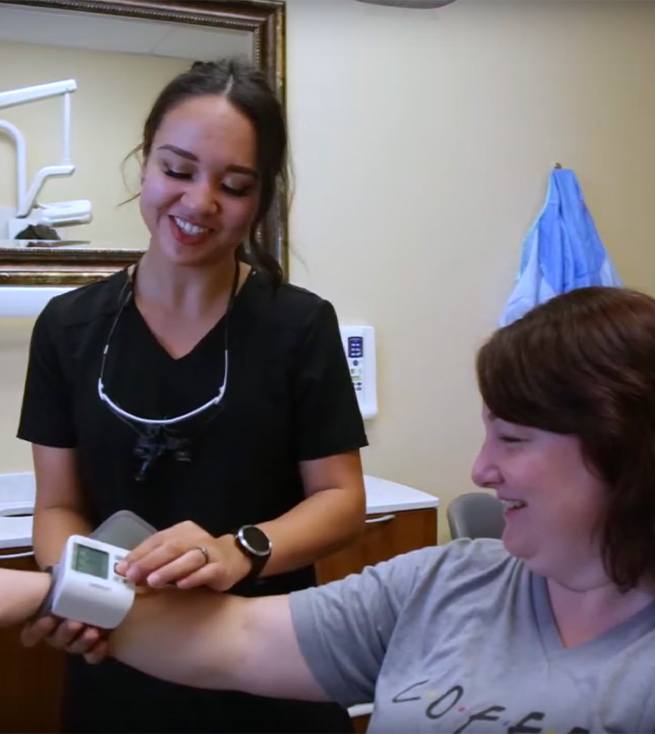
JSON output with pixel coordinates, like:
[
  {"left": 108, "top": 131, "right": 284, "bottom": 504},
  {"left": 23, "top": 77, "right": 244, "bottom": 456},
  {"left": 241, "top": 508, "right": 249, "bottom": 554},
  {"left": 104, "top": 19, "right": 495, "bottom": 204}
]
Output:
[{"left": 0, "top": 0, "right": 286, "bottom": 286}]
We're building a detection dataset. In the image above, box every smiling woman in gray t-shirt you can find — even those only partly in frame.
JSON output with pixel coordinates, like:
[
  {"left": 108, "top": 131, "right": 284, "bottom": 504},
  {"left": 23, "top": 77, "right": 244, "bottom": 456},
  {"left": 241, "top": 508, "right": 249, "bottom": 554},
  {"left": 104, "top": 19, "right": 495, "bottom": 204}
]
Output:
[{"left": 291, "top": 538, "right": 655, "bottom": 733}]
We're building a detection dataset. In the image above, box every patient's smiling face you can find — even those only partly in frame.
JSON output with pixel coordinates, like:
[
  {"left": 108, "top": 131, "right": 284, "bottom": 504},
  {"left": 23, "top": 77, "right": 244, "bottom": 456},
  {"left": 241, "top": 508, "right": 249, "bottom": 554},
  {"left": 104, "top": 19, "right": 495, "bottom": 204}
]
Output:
[{"left": 471, "top": 408, "right": 608, "bottom": 582}]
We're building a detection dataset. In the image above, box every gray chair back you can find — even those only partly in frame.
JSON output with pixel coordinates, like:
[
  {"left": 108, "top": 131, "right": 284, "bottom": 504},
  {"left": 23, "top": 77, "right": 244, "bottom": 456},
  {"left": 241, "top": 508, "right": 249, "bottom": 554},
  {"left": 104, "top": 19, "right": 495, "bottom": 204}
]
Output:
[{"left": 447, "top": 492, "right": 505, "bottom": 540}]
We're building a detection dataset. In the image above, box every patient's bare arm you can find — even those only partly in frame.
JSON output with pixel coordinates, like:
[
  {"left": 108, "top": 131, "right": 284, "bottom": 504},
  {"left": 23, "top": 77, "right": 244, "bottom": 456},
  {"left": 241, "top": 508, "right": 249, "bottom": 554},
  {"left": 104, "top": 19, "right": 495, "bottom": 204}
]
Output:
[
  {"left": 0, "top": 569, "right": 50, "bottom": 626},
  {"left": 0, "top": 568, "right": 327, "bottom": 702}
]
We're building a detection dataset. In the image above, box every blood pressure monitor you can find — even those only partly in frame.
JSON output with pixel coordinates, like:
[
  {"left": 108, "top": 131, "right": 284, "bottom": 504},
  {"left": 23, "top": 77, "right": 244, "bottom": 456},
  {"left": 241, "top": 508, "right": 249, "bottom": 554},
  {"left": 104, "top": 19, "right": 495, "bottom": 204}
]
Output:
[{"left": 40, "top": 534, "right": 135, "bottom": 629}]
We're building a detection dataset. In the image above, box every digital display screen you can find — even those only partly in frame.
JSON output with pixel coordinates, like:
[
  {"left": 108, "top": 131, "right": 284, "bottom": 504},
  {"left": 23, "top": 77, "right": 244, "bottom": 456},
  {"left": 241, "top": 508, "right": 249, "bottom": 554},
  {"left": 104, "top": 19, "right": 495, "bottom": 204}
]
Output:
[{"left": 73, "top": 543, "right": 109, "bottom": 579}]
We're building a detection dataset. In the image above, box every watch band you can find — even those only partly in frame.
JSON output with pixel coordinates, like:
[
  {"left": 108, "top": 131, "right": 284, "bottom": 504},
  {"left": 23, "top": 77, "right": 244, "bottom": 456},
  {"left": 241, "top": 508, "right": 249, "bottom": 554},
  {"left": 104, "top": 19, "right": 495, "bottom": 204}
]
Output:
[{"left": 241, "top": 548, "right": 267, "bottom": 581}]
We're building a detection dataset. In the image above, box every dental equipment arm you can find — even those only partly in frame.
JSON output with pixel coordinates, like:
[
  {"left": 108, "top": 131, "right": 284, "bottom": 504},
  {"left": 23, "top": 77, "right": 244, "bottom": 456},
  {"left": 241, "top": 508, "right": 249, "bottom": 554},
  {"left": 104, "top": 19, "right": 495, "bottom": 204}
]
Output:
[{"left": 0, "top": 79, "right": 91, "bottom": 238}]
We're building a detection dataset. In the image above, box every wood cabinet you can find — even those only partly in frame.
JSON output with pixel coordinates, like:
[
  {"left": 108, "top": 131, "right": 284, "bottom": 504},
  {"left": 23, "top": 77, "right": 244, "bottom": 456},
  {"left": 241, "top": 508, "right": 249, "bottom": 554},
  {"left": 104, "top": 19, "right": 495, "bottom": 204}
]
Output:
[
  {"left": 316, "top": 507, "right": 438, "bottom": 584},
  {"left": 0, "top": 551, "right": 64, "bottom": 734}
]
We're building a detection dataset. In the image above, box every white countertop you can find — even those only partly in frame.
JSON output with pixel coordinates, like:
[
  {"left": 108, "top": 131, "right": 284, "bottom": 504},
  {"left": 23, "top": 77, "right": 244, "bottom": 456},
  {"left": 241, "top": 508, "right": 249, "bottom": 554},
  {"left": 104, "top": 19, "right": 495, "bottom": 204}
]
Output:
[
  {"left": 364, "top": 474, "right": 438, "bottom": 514},
  {"left": 0, "top": 472, "right": 438, "bottom": 551},
  {"left": 0, "top": 517, "right": 33, "bottom": 552},
  {"left": 0, "top": 472, "right": 35, "bottom": 551}
]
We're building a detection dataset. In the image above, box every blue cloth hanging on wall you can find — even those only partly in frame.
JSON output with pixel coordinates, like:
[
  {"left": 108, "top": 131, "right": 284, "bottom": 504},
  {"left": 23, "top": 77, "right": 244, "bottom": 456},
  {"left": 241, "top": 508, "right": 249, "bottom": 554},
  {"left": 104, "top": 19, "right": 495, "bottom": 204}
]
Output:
[{"left": 500, "top": 168, "right": 621, "bottom": 326}]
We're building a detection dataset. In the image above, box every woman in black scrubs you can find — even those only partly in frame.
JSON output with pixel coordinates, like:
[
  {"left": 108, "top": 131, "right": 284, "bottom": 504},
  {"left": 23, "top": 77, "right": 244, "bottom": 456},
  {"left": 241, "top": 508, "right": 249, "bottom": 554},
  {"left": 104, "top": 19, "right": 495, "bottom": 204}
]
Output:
[{"left": 18, "top": 58, "right": 367, "bottom": 733}]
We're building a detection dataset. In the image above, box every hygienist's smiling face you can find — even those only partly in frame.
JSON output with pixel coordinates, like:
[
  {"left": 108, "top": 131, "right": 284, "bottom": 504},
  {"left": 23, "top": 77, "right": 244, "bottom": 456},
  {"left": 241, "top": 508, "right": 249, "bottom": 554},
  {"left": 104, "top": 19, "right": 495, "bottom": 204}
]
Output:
[
  {"left": 139, "top": 94, "right": 260, "bottom": 267},
  {"left": 471, "top": 408, "right": 608, "bottom": 579}
]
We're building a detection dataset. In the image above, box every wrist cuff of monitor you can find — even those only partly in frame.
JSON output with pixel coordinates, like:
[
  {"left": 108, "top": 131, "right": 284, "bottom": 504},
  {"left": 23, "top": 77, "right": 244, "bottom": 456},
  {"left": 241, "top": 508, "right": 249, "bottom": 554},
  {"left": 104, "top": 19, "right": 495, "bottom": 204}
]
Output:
[
  {"left": 32, "top": 564, "right": 59, "bottom": 621},
  {"left": 31, "top": 562, "right": 135, "bottom": 629}
]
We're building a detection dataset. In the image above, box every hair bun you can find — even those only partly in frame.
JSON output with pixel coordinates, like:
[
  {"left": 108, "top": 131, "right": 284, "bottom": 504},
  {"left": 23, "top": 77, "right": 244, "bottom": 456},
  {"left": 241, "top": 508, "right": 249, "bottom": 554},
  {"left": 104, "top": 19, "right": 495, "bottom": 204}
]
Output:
[{"left": 190, "top": 60, "right": 220, "bottom": 72}]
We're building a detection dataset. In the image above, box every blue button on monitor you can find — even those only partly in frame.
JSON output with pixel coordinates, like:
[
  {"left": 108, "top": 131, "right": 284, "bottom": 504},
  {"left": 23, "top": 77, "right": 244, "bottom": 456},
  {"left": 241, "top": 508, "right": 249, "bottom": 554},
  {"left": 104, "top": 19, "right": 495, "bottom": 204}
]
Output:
[{"left": 348, "top": 336, "right": 364, "bottom": 358}]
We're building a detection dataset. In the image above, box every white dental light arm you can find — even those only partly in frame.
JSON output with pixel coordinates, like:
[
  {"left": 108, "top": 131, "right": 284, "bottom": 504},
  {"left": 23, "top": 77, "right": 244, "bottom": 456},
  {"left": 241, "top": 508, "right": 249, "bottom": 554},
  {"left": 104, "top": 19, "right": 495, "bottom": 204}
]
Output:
[
  {"left": 20, "top": 164, "right": 75, "bottom": 218},
  {"left": 0, "top": 79, "right": 77, "bottom": 110},
  {"left": 0, "top": 119, "right": 27, "bottom": 214},
  {"left": 0, "top": 79, "right": 85, "bottom": 219},
  {"left": 0, "top": 79, "right": 77, "bottom": 165}
]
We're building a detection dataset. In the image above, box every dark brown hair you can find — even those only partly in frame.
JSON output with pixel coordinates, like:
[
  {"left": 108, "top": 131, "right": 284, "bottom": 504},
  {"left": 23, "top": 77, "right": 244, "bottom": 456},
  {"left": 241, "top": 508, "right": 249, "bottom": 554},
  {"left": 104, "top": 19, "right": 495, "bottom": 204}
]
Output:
[
  {"left": 133, "top": 57, "right": 285, "bottom": 285},
  {"left": 477, "top": 286, "right": 655, "bottom": 589}
]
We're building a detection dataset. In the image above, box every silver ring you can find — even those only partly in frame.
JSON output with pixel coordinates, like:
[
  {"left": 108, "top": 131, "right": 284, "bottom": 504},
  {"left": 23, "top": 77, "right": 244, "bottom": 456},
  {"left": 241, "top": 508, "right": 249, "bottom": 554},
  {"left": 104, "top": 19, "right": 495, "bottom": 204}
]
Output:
[{"left": 192, "top": 545, "right": 210, "bottom": 565}]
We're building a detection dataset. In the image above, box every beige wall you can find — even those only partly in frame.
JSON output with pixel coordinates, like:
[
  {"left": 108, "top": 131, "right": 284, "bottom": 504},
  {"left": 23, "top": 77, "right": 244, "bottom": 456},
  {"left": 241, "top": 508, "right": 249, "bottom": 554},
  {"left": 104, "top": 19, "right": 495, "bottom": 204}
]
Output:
[
  {"left": 2, "top": 0, "right": 655, "bottom": 541},
  {"left": 284, "top": 0, "right": 655, "bottom": 540}
]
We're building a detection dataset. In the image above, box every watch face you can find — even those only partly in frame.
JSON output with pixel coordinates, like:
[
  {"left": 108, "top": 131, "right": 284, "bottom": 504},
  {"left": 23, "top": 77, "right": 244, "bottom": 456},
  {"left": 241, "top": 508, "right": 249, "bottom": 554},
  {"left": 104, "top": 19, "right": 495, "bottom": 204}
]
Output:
[{"left": 240, "top": 525, "right": 271, "bottom": 556}]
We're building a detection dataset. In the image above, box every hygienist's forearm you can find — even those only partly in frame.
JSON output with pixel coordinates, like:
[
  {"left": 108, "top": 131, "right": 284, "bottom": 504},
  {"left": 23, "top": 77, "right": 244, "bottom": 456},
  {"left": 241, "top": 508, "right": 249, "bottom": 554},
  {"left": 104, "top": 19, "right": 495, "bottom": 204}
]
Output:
[
  {"left": 257, "top": 487, "right": 364, "bottom": 576},
  {"left": 32, "top": 507, "right": 92, "bottom": 568},
  {"left": 31, "top": 444, "right": 93, "bottom": 569},
  {"left": 253, "top": 450, "right": 366, "bottom": 577}
]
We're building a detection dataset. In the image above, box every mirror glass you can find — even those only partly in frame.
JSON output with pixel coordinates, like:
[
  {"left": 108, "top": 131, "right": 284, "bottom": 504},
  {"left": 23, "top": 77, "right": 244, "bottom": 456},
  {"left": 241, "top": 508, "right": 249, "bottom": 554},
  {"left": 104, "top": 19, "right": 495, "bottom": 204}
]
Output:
[{"left": 0, "top": 0, "right": 286, "bottom": 285}]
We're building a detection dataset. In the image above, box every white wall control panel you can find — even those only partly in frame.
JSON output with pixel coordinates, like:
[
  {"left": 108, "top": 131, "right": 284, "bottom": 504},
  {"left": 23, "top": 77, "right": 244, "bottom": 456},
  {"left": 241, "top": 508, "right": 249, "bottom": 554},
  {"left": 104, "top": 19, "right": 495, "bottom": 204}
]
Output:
[{"left": 339, "top": 325, "right": 377, "bottom": 420}]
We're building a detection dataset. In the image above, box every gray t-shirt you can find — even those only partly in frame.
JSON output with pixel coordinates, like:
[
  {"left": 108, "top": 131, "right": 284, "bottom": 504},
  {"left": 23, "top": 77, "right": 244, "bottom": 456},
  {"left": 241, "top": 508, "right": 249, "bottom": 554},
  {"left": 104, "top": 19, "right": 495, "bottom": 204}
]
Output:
[{"left": 289, "top": 539, "right": 655, "bottom": 733}]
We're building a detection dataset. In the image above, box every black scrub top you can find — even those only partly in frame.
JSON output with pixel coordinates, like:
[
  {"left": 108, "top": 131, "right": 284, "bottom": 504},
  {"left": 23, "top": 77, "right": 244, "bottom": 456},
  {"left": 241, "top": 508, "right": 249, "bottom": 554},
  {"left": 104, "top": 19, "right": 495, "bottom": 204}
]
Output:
[{"left": 18, "top": 266, "right": 368, "bottom": 733}]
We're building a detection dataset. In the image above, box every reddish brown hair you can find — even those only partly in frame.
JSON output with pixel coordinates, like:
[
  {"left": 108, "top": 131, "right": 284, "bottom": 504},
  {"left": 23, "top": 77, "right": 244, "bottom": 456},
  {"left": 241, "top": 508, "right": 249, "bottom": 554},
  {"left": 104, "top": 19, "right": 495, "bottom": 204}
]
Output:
[{"left": 477, "top": 287, "right": 655, "bottom": 588}]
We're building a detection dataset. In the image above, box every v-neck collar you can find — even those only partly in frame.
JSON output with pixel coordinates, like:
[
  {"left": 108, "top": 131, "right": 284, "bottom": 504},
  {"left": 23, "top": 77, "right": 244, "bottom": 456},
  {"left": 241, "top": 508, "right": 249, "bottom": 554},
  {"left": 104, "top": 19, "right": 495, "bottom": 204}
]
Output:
[
  {"left": 124, "top": 266, "right": 255, "bottom": 363},
  {"left": 531, "top": 572, "right": 655, "bottom": 662}
]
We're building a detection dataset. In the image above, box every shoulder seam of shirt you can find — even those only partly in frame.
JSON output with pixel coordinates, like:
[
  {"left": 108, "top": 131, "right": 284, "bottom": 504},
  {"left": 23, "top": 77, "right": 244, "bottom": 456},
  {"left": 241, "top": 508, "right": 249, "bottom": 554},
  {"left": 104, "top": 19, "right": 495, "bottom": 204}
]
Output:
[{"left": 46, "top": 270, "right": 128, "bottom": 328}]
